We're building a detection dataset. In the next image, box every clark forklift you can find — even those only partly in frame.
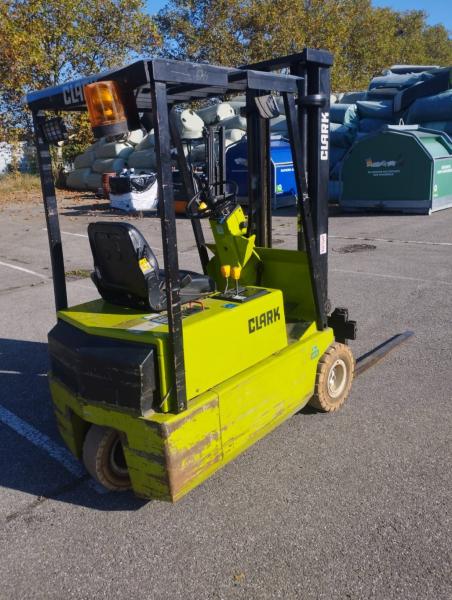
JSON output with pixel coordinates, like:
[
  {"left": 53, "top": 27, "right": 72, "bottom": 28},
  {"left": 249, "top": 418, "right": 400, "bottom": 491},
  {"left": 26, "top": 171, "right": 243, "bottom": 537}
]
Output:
[{"left": 27, "top": 50, "right": 359, "bottom": 501}]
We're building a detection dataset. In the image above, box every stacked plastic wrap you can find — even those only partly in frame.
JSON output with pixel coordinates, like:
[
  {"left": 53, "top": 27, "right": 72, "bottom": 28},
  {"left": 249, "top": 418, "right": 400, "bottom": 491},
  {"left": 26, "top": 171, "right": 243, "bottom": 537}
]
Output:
[
  {"left": 66, "top": 66, "right": 452, "bottom": 202},
  {"left": 66, "top": 101, "right": 252, "bottom": 191},
  {"left": 329, "top": 103, "right": 359, "bottom": 200},
  {"left": 66, "top": 129, "right": 144, "bottom": 192},
  {"left": 406, "top": 90, "right": 452, "bottom": 135}
]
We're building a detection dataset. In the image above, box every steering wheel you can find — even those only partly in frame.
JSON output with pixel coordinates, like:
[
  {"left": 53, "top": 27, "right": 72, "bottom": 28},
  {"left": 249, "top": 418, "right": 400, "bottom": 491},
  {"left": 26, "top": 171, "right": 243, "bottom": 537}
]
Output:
[{"left": 187, "top": 181, "right": 238, "bottom": 220}]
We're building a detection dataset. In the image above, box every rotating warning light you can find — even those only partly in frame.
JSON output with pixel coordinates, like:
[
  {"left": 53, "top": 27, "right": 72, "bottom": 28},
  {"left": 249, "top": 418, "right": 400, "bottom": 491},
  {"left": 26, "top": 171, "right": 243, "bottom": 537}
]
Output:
[{"left": 84, "top": 81, "right": 128, "bottom": 138}]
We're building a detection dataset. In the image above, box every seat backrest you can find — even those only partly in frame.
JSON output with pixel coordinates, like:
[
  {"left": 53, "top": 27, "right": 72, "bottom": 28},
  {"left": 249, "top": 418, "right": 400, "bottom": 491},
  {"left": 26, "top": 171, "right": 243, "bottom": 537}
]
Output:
[{"left": 87, "top": 222, "right": 165, "bottom": 311}]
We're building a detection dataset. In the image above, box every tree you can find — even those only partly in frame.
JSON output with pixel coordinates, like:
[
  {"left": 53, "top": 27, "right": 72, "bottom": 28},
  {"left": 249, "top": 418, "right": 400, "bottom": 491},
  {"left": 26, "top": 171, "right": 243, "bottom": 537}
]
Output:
[
  {"left": 156, "top": 0, "right": 452, "bottom": 91},
  {"left": 0, "top": 0, "right": 160, "bottom": 151}
]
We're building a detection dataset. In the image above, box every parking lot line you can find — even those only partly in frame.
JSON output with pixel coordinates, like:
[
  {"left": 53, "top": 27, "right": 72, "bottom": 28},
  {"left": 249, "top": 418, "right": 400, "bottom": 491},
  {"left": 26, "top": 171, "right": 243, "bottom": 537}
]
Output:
[
  {"left": 42, "top": 228, "right": 89, "bottom": 239},
  {"left": 0, "top": 260, "right": 48, "bottom": 279},
  {"left": 60, "top": 230, "right": 88, "bottom": 238},
  {"left": 332, "top": 267, "right": 452, "bottom": 287},
  {"left": 330, "top": 235, "right": 452, "bottom": 247},
  {"left": 0, "top": 404, "right": 106, "bottom": 494}
]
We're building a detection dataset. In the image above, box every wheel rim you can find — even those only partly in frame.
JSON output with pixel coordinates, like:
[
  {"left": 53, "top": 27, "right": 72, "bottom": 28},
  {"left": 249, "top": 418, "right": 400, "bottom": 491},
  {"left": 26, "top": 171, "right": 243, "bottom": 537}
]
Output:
[
  {"left": 327, "top": 358, "right": 347, "bottom": 399},
  {"left": 109, "top": 436, "right": 129, "bottom": 479}
]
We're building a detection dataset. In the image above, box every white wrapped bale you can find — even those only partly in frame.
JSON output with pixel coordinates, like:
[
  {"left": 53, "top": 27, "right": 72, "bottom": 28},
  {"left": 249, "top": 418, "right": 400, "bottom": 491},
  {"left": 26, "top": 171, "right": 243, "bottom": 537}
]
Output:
[
  {"left": 127, "top": 129, "right": 145, "bottom": 145},
  {"left": 188, "top": 143, "right": 206, "bottom": 164},
  {"left": 127, "top": 149, "right": 157, "bottom": 171},
  {"left": 271, "top": 115, "right": 288, "bottom": 135},
  {"left": 88, "top": 138, "right": 106, "bottom": 151},
  {"left": 420, "top": 121, "right": 452, "bottom": 135},
  {"left": 92, "top": 157, "right": 126, "bottom": 174},
  {"left": 95, "top": 142, "right": 134, "bottom": 159},
  {"left": 406, "top": 90, "right": 452, "bottom": 124},
  {"left": 369, "top": 71, "right": 433, "bottom": 91},
  {"left": 340, "top": 91, "right": 367, "bottom": 104},
  {"left": 330, "top": 123, "right": 356, "bottom": 148},
  {"left": 136, "top": 131, "right": 156, "bottom": 150},
  {"left": 331, "top": 103, "right": 359, "bottom": 126},
  {"left": 73, "top": 151, "right": 95, "bottom": 169},
  {"left": 197, "top": 102, "right": 235, "bottom": 125},
  {"left": 225, "top": 129, "right": 245, "bottom": 144},
  {"left": 85, "top": 172, "right": 103, "bottom": 192},
  {"left": 188, "top": 130, "right": 244, "bottom": 165},
  {"left": 358, "top": 118, "right": 386, "bottom": 133},
  {"left": 356, "top": 100, "right": 395, "bottom": 120},
  {"left": 228, "top": 99, "right": 246, "bottom": 115},
  {"left": 219, "top": 115, "right": 247, "bottom": 131},
  {"left": 172, "top": 108, "right": 204, "bottom": 140},
  {"left": 66, "top": 168, "right": 91, "bottom": 190}
]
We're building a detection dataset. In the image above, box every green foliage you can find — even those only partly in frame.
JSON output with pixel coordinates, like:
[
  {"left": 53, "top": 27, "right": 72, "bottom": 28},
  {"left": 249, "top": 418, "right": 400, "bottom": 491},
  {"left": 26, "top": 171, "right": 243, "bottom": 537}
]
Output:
[
  {"left": 0, "top": 0, "right": 160, "bottom": 162},
  {"left": 62, "top": 113, "right": 94, "bottom": 165},
  {"left": 0, "top": 173, "right": 41, "bottom": 195},
  {"left": 156, "top": 0, "right": 452, "bottom": 91}
]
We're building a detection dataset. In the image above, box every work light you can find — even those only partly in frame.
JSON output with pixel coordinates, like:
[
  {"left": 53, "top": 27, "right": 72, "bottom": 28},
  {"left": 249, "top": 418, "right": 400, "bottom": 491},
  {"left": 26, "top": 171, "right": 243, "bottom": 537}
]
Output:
[
  {"left": 40, "top": 117, "right": 68, "bottom": 144},
  {"left": 84, "top": 81, "right": 128, "bottom": 138}
]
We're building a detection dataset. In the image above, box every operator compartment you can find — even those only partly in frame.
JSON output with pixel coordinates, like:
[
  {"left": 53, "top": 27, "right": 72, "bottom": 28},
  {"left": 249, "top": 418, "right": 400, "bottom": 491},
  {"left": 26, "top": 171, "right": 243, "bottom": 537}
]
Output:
[{"left": 48, "top": 219, "right": 287, "bottom": 414}]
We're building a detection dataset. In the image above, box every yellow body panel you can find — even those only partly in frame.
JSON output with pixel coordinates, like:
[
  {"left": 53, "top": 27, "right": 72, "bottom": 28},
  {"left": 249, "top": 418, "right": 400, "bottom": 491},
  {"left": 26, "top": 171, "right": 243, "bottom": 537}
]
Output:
[
  {"left": 49, "top": 319, "right": 334, "bottom": 501},
  {"left": 58, "top": 288, "right": 287, "bottom": 408}
]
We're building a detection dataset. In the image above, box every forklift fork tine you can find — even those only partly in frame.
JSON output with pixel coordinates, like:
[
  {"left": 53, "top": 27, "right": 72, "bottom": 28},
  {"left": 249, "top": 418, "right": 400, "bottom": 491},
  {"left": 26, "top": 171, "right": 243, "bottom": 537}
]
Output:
[{"left": 355, "top": 331, "right": 415, "bottom": 377}]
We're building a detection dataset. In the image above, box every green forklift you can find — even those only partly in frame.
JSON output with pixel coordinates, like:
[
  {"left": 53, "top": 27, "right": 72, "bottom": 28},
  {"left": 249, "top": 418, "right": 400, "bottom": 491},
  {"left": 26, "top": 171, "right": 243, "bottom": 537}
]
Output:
[{"left": 27, "top": 50, "right": 363, "bottom": 501}]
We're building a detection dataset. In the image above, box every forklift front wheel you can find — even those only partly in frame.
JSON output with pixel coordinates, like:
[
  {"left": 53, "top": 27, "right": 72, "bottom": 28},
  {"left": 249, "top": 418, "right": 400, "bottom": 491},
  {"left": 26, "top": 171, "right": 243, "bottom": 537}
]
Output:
[
  {"left": 83, "top": 425, "right": 131, "bottom": 491},
  {"left": 309, "top": 343, "right": 354, "bottom": 412}
]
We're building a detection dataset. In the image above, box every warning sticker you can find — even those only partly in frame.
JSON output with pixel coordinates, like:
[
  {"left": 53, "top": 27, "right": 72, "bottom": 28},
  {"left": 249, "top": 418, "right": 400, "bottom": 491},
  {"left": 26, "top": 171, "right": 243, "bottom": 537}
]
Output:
[
  {"left": 127, "top": 321, "right": 161, "bottom": 333},
  {"left": 138, "top": 257, "right": 153, "bottom": 274},
  {"left": 319, "top": 233, "right": 327, "bottom": 255}
]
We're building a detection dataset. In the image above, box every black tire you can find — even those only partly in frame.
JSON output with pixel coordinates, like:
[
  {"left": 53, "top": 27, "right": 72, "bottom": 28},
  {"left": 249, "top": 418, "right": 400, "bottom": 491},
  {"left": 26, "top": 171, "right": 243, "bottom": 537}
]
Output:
[
  {"left": 309, "top": 342, "right": 354, "bottom": 412},
  {"left": 82, "top": 425, "right": 131, "bottom": 491}
]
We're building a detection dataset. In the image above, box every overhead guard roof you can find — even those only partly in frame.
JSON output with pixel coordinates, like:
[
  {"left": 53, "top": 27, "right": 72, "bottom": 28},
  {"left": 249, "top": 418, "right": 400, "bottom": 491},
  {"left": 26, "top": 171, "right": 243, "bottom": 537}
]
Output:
[{"left": 25, "top": 57, "right": 302, "bottom": 112}]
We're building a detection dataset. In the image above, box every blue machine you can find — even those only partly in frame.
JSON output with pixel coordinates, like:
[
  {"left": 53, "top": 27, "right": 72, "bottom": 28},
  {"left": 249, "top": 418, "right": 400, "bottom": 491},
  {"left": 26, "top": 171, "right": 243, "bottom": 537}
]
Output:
[{"left": 226, "top": 137, "right": 297, "bottom": 208}]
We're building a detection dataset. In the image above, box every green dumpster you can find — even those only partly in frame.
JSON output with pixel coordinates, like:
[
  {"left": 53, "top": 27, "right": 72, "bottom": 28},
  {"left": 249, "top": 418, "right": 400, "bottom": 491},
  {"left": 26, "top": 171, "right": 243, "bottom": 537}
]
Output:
[{"left": 340, "top": 125, "right": 452, "bottom": 214}]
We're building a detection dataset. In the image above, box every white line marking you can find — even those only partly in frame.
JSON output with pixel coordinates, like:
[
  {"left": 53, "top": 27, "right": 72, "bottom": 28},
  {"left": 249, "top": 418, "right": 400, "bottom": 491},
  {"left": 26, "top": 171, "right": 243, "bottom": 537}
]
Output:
[
  {"left": 330, "top": 235, "right": 452, "bottom": 247},
  {"left": 45, "top": 227, "right": 166, "bottom": 253},
  {"left": 42, "top": 228, "right": 88, "bottom": 239},
  {"left": 0, "top": 260, "right": 48, "bottom": 279},
  {"left": 0, "top": 405, "right": 107, "bottom": 494},
  {"left": 61, "top": 230, "right": 88, "bottom": 238},
  {"left": 331, "top": 268, "right": 452, "bottom": 287},
  {"left": 0, "top": 370, "right": 47, "bottom": 376}
]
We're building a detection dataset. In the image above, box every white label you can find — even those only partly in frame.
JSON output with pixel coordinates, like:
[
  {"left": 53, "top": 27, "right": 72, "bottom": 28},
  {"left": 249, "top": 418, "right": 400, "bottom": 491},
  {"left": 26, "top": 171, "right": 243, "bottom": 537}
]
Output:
[
  {"left": 319, "top": 233, "right": 327, "bottom": 255},
  {"left": 320, "top": 112, "right": 329, "bottom": 161}
]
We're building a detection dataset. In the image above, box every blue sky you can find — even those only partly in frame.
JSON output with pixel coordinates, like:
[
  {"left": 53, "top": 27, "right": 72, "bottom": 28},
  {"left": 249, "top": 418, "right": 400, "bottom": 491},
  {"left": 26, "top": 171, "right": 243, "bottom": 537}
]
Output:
[{"left": 146, "top": 1, "right": 451, "bottom": 29}]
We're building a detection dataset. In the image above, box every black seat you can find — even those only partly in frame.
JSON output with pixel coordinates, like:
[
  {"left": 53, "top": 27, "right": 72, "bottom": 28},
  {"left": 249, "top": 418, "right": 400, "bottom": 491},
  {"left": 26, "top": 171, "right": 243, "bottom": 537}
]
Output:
[{"left": 87, "top": 222, "right": 215, "bottom": 311}]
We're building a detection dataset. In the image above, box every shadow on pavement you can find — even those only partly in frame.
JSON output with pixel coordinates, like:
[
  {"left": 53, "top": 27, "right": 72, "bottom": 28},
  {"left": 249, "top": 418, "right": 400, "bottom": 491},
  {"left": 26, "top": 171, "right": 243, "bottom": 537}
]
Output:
[{"left": 0, "top": 337, "right": 147, "bottom": 512}]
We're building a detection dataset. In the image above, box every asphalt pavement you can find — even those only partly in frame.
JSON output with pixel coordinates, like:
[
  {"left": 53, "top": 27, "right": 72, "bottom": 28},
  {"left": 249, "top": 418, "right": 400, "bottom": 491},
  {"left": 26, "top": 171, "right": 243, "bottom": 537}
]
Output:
[{"left": 0, "top": 193, "right": 451, "bottom": 599}]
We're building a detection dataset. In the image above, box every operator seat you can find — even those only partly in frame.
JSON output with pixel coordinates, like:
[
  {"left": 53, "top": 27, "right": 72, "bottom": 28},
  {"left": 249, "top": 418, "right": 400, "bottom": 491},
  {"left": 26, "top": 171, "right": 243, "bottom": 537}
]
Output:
[{"left": 88, "top": 222, "right": 215, "bottom": 311}]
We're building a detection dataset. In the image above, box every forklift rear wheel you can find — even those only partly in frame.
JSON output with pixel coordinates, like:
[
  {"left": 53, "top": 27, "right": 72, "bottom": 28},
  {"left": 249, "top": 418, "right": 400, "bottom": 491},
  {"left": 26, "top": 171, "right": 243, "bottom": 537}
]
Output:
[
  {"left": 83, "top": 425, "right": 131, "bottom": 491},
  {"left": 310, "top": 343, "right": 354, "bottom": 412}
]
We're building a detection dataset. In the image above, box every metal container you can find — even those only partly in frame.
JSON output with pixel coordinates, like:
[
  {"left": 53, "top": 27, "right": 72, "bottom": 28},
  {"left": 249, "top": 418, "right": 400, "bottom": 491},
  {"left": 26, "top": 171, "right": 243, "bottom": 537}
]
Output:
[{"left": 340, "top": 125, "right": 452, "bottom": 214}]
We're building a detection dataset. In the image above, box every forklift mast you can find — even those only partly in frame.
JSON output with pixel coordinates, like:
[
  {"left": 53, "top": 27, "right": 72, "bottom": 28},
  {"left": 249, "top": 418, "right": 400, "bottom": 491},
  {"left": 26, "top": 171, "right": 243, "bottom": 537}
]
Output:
[
  {"left": 27, "top": 50, "right": 346, "bottom": 415},
  {"left": 243, "top": 49, "right": 332, "bottom": 321}
]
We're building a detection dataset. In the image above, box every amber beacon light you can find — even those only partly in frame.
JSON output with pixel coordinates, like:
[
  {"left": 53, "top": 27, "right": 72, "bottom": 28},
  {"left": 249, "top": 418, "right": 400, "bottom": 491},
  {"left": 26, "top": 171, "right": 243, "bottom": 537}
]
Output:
[{"left": 84, "top": 81, "right": 128, "bottom": 138}]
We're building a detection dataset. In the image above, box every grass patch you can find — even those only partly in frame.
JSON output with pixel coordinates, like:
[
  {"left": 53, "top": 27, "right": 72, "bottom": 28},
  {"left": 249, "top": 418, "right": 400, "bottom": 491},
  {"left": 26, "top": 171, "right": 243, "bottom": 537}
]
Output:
[
  {"left": 65, "top": 268, "right": 91, "bottom": 280},
  {"left": 0, "top": 173, "right": 41, "bottom": 195}
]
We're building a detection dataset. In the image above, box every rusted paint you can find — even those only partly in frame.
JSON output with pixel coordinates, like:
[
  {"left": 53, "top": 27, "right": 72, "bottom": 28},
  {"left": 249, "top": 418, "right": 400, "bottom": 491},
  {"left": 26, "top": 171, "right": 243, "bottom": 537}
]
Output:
[
  {"left": 160, "top": 397, "right": 219, "bottom": 436},
  {"left": 165, "top": 434, "right": 222, "bottom": 500}
]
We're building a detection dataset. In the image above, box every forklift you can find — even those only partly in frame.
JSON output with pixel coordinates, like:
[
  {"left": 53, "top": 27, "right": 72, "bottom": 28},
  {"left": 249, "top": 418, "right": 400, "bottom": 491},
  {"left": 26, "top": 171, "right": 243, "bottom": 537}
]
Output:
[{"left": 26, "top": 50, "right": 362, "bottom": 501}]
